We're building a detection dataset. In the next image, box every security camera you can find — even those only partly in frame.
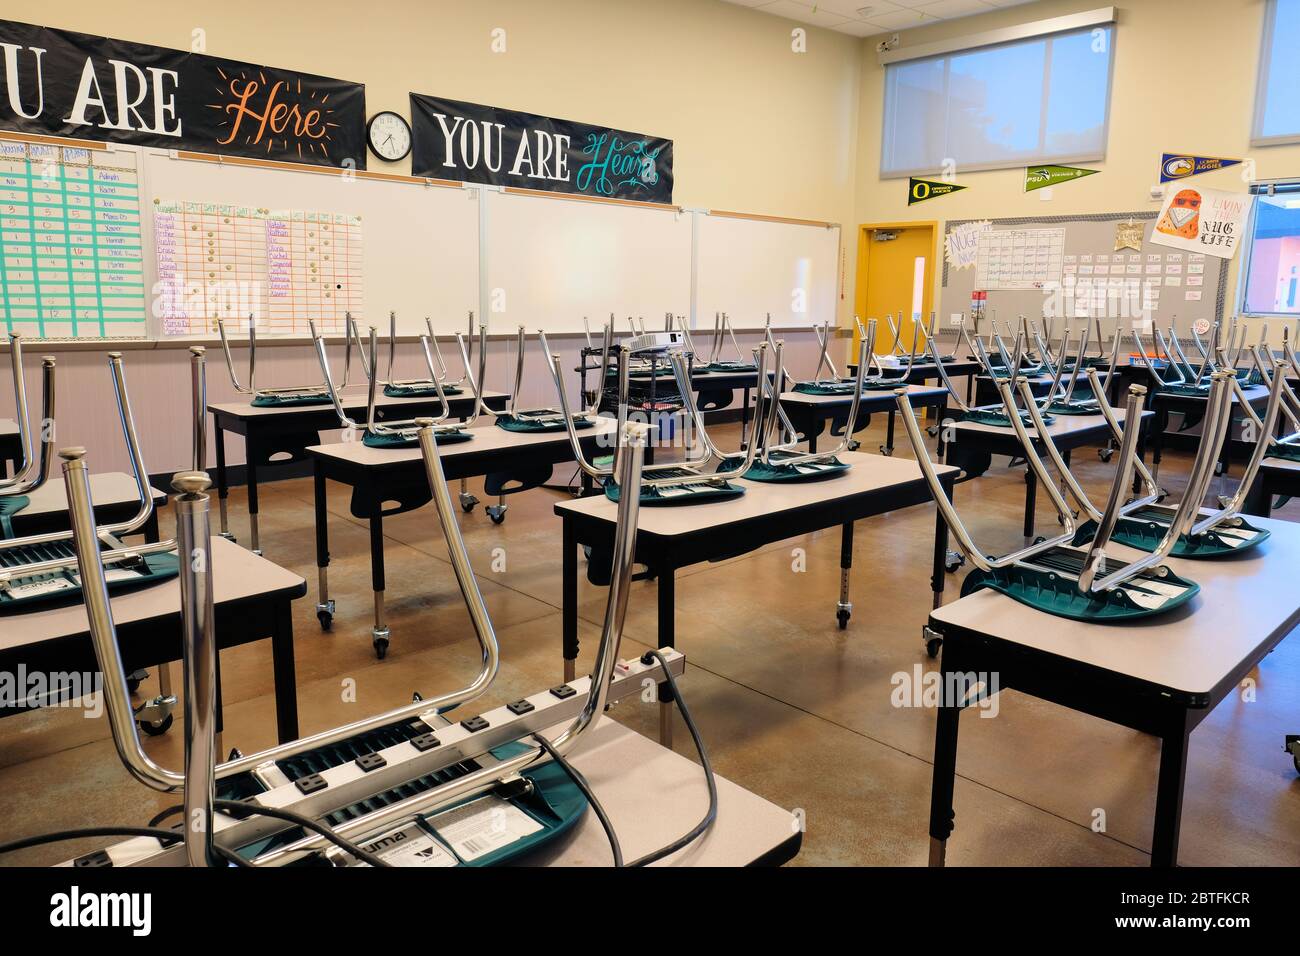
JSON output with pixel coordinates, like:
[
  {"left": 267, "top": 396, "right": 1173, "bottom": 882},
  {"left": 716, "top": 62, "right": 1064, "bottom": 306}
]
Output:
[{"left": 876, "top": 33, "right": 900, "bottom": 53}]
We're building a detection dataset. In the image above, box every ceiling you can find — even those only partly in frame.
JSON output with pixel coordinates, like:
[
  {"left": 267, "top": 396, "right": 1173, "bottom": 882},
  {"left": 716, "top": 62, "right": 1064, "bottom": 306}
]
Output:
[{"left": 718, "top": 0, "right": 1040, "bottom": 38}]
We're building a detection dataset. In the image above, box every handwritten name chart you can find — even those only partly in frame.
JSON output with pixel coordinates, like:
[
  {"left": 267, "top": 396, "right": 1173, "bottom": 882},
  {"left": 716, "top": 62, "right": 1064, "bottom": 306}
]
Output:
[
  {"left": 975, "top": 227, "right": 1066, "bottom": 291},
  {"left": 0, "top": 140, "right": 146, "bottom": 337},
  {"left": 154, "top": 201, "right": 363, "bottom": 335}
]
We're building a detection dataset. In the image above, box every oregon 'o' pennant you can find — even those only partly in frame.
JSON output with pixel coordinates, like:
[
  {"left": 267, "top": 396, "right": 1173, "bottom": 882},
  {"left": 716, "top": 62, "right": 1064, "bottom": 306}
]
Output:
[{"left": 908, "top": 177, "right": 966, "bottom": 205}]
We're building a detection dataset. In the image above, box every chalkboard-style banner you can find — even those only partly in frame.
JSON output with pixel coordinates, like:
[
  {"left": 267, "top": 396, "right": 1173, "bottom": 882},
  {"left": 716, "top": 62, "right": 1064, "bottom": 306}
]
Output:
[
  {"left": 410, "top": 94, "right": 673, "bottom": 203},
  {"left": 0, "top": 18, "right": 367, "bottom": 170}
]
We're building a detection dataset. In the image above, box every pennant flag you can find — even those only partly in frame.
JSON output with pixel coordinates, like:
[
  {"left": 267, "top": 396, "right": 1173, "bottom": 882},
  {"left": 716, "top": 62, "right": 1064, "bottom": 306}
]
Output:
[
  {"left": 1160, "top": 153, "right": 1243, "bottom": 183},
  {"left": 908, "top": 177, "right": 966, "bottom": 205},
  {"left": 1024, "top": 164, "right": 1098, "bottom": 192}
]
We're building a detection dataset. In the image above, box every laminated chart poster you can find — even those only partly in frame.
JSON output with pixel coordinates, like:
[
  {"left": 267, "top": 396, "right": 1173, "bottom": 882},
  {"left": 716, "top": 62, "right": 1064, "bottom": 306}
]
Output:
[
  {"left": 155, "top": 202, "right": 363, "bottom": 335},
  {"left": 975, "top": 227, "right": 1066, "bottom": 290},
  {"left": 0, "top": 140, "right": 146, "bottom": 337}
]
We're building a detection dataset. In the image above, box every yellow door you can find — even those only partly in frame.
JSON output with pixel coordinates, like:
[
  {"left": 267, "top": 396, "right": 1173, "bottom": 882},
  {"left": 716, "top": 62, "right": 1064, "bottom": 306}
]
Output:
[{"left": 855, "top": 223, "right": 937, "bottom": 355}]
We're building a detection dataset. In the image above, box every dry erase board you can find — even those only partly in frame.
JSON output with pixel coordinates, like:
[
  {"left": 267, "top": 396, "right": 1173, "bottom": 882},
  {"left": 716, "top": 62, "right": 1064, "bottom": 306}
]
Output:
[
  {"left": 697, "top": 214, "right": 840, "bottom": 328},
  {"left": 0, "top": 138, "right": 146, "bottom": 338},
  {"left": 939, "top": 211, "right": 1229, "bottom": 340},
  {"left": 483, "top": 188, "right": 691, "bottom": 334}
]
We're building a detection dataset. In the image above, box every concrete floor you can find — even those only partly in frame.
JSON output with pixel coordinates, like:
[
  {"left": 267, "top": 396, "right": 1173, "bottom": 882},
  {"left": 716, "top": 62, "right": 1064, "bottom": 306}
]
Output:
[{"left": 2, "top": 417, "right": 1298, "bottom": 866}]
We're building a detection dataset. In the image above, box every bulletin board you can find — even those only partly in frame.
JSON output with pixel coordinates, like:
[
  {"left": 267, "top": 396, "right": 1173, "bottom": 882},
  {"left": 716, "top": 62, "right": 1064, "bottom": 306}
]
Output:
[{"left": 939, "top": 211, "right": 1231, "bottom": 340}]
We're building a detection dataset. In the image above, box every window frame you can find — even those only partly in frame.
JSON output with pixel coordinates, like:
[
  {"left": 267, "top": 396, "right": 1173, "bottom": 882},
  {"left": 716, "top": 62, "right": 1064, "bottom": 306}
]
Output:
[
  {"left": 1236, "top": 179, "right": 1300, "bottom": 318},
  {"left": 879, "top": 24, "right": 1117, "bottom": 180},
  {"left": 1251, "top": 0, "right": 1300, "bottom": 147}
]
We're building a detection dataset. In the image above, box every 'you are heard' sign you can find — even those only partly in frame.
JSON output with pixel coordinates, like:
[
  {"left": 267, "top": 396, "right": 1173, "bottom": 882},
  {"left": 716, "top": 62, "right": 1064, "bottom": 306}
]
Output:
[{"left": 409, "top": 94, "right": 673, "bottom": 203}]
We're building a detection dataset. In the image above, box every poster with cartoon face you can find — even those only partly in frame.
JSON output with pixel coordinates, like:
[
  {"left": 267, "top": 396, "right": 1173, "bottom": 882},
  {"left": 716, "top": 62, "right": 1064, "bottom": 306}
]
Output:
[{"left": 1150, "top": 184, "right": 1251, "bottom": 260}]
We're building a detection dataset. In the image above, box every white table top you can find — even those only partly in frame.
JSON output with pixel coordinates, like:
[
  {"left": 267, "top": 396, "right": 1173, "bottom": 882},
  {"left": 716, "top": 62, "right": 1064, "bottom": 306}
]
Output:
[
  {"left": 1261, "top": 455, "right": 1300, "bottom": 473},
  {"left": 526, "top": 717, "right": 800, "bottom": 867},
  {"left": 949, "top": 408, "right": 1149, "bottom": 439},
  {"left": 778, "top": 383, "right": 947, "bottom": 408},
  {"left": 554, "top": 450, "right": 958, "bottom": 537},
  {"left": 930, "top": 514, "right": 1300, "bottom": 700},
  {"left": 18, "top": 472, "right": 166, "bottom": 517},
  {"left": 0, "top": 418, "right": 17, "bottom": 437},
  {"left": 0, "top": 537, "right": 303, "bottom": 652},
  {"left": 208, "top": 388, "right": 509, "bottom": 420},
  {"left": 307, "top": 416, "right": 618, "bottom": 467}
]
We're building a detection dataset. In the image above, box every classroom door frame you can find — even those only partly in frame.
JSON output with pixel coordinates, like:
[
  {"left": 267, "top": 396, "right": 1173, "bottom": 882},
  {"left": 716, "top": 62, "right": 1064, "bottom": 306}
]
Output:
[{"left": 854, "top": 220, "right": 939, "bottom": 348}]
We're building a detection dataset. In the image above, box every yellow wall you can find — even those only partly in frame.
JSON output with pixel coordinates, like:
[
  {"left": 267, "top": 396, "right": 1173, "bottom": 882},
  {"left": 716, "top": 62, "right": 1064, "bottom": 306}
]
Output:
[
  {"left": 5, "top": 0, "right": 861, "bottom": 224},
  {"left": 852, "top": 0, "right": 1296, "bottom": 323}
]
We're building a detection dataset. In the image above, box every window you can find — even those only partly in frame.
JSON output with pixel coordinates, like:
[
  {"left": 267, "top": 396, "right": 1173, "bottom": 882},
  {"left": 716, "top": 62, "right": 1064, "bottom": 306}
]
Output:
[
  {"left": 881, "top": 25, "right": 1115, "bottom": 178},
  {"left": 1253, "top": 0, "right": 1300, "bottom": 145},
  {"left": 1240, "top": 183, "right": 1300, "bottom": 316}
]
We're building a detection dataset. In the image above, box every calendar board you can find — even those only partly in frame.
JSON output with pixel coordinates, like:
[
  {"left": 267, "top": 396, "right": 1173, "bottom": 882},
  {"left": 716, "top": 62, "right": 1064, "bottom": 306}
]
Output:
[
  {"left": 940, "top": 211, "right": 1230, "bottom": 341},
  {"left": 153, "top": 201, "right": 363, "bottom": 336},
  {"left": 0, "top": 140, "right": 146, "bottom": 337}
]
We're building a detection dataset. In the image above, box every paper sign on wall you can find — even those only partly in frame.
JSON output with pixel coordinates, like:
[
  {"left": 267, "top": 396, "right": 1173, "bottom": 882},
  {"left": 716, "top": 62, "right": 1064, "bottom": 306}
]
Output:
[
  {"left": 1150, "top": 184, "right": 1251, "bottom": 260},
  {"left": 944, "top": 220, "right": 991, "bottom": 270}
]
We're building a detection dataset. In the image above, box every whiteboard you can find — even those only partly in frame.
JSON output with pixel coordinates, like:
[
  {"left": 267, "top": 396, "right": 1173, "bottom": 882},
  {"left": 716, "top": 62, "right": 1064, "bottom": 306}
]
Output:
[
  {"left": 142, "top": 150, "right": 480, "bottom": 337},
  {"left": 696, "top": 214, "right": 840, "bottom": 328},
  {"left": 483, "top": 189, "right": 691, "bottom": 334}
]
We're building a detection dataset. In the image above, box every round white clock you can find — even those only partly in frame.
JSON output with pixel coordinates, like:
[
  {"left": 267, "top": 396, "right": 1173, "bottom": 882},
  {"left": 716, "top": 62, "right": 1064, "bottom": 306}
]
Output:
[{"left": 366, "top": 111, "right": 412, "bottom": 162}]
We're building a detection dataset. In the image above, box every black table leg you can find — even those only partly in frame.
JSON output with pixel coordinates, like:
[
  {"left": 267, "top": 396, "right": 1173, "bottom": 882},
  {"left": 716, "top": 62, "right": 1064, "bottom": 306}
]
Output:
[
  {"left": 562, "top": 518, "right": 578, "bottom": 683},
  {"left": 883, "top": 409, "right": 896, "bottom": 455},
  {"left": 144, "top": 510, "right": 159, "bottom": 544},
  {"left": 741, "top": 385, "right": 751, "bottom": 446},
  {"left": 1151, "top": 710, "right": 1193, "bottom": 867},
  {"left": 928, "top": 663, "right": 961, "bottom": 867},
  {"left": 657, "top": 564, "right": 675, "bottom": 746},
  {"left": 215, "top": 425, "right": 232, "bottom": 541},
  {"left": 245, "top": 436, "right": 262, "bottom": 555},
  {"left": 271, "top": 598, "right": 299, "bottom": 743},
  {"left": 314, "top": 465, "right": 333, "bottom": 630},
  {"left": 837, "top": 521, "right": 853, "bottom": 629},
  {"left": 1023, "top": 466, "right": 1038, "bottom": 541},
  {"left": 369, "top": 512, "right": 388, "bottom": 659}
]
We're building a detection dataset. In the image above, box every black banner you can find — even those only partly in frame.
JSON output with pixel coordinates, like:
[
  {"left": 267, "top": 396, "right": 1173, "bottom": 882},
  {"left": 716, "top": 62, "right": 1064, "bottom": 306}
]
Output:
[
  {"left": 410, "top": 94, "right": 672, "bottom": 203},
  {"left": 0, "top": 19, "right": 366, "bottom": 169}
]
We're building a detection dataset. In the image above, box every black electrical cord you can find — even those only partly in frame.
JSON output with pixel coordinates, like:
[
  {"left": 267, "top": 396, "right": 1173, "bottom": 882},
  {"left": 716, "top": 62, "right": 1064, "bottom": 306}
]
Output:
[
  {"left": 142, "top": 799, "right": 391, "bottom": 867},
  {"left": 532, "top": 732, "right": 623, "bottom": 867},
  {"left": 627, "top": 649, "right": 718, "bottom": 868},
  {"left": 211, "top": 800, "right": 390, "bottom": 867},
  {"left": 0, "top": 827, "right": 181, "bottom": 855}
]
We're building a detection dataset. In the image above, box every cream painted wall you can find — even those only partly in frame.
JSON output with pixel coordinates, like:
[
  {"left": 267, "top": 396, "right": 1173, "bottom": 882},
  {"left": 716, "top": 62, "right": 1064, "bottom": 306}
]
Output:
[
  {"left": 852, "top": 0, "right": 1293, "bottom": 329},
  {"left": 0, "top": 0, "right": 862, "bottom": 473}
]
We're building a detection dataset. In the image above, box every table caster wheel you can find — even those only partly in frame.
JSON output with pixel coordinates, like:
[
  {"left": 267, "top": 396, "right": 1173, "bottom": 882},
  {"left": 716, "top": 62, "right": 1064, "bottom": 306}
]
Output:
[
  {"left": 1098, "top": 447, "right": 1114, "bottom": 462},
  {"left": 1214, "top": 460, "right": 1225, "bottom": 476},
  {"left": 316, "top": 600, "right": 335, "bottom": 632},
  {"left": 139, "top": 713, "right": 174, "bottom": 736},
  {"left": 1286, "top": 736, "right": 1299, "bottom": 775},
  {"left": 836, "top": 603, "right": 851, "bottom": 630},
  {"left": 879, "top": 445, "right": 894, "bottom": 457},
  {"left": 923, "top": 626, "right": 943, "bottom": 659},
  {"left": 126, "top": 669, "right": 146, "bottom": 694},
  {"left": 944, "top": 551, "right": 965, "bottom": 573},
  {"left": 373, "top": 627, "right": 390, "bottom": 660},
  {"left": 220, "top": 531, "right": 237, "bottom": 543},
  {"left": 486, "top": 504, "right": 507, "bottom": 524},
  {"left": 459, "top": 492, "right": 479, "bottom": 513}
]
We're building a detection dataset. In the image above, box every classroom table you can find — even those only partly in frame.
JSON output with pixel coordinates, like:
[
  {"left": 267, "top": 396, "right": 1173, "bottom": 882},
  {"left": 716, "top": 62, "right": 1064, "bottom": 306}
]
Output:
[
  {"left": 1147, "top": 383, "right": 1271, "bottom": 479},
  {"left": 777, "top": 384, "right": 949, "bottom": 456},
  {"left": 307, "top": 417, "right": 618, "bottom": 658},
  {"left": 577, "top": 359, "right": 760, "bottom": 435},
  {"left": 1242, "top": 455, "right": 1300, "bottom": 517},
  {"left": 0, "top": 418, "right": 19, "bottom": 476},
  {"left": 208, "top": 388, "right": 509, "bottom": 555},
  {"left": 848, "top": 358, "right": 982, "bottom": 406},
  {"left": 523, "top": 716, "right": 801, "bottom": 866},
  {"left": 554, "top": 451, "right": 961, "bottom": 740},
  {"left": 924, "top": 514, "right": 1300, "bottom": 868},
  {"left": 941, "top": 410, "right": 1154, "bottom": 540},
  {"left": 7, "top": 471, "right": 166, "bottom": 540},
  {"left": 0, "top": 537, "right": 306, "bottom": 743}
]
